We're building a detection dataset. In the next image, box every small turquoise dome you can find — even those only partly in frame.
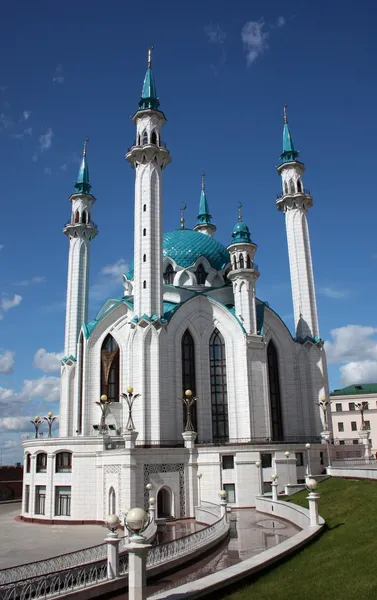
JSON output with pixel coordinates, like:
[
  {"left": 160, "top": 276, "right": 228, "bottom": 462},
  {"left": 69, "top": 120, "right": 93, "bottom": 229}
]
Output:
[
  {"left": 230, "top": 221, "right": 252, "bottom": 244},
  {"left": 126, "top": 229, "right": 230, "bottom": 280}
]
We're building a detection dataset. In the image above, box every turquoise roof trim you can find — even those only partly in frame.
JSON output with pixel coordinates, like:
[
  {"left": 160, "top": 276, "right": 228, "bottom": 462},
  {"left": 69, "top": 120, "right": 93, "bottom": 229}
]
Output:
[
  {"left": 74, "top": 140, "right": 91, "bottom": 194},
  {"left": 280, "top": 122, "right": 299, "bottom": 164},
  {"left": 125, "top": 229, "right": 230, "bottom": 280},
  {"left": 197, "top": 176, "right": 212, "bottom": 225},
  {"left": 331, "top": 383, "right": 377, "bottom": 397},
  {"left": 139, "top": 67, "right": 160, "bottom": 111}
]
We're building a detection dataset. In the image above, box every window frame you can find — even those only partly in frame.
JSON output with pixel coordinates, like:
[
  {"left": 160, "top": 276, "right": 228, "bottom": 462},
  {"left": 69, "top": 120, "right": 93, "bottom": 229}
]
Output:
[
  {"left": 223, "top": 483, "right": 235, "bottom": 504},
  {"left": 55, "top": 486, "right": 72, "bottom": 517},
  {"left": 222, "top": 455, "right": 234, "bottom": 470},
  {"left": 55, "top": 452, "right": 72, "bottom": 473},
  {"left": 36, "top": 453, "right": 47, "bottom": 473},
  {"left": 35, "top": 485, "right": 46, "bottom": 515}
]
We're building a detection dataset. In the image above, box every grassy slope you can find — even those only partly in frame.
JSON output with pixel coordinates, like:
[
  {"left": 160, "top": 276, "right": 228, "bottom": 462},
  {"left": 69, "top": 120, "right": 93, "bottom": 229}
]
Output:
[{"left": 223, "top": 478, "right": 377, "bottom": 600}]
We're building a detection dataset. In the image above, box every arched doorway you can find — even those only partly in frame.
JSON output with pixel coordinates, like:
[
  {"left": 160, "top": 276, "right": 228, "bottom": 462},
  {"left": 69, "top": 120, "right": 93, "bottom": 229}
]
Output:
[{"left": 157, "top": 487, "right": 172, "bottom": 518}]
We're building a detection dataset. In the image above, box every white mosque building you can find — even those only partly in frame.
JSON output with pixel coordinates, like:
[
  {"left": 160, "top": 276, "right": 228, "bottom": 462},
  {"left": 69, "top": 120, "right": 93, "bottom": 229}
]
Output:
[{"left": 21, "top": 52, "right": 329, "bottom": 523}]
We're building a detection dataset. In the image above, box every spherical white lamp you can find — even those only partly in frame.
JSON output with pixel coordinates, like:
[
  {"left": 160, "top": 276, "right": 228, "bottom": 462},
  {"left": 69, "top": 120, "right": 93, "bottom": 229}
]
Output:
[
  {"left": 306, "top": 478, "right": 319, "bottom": 492},
  {"left": 197, "top": 472, "right": 202, "bottom": 479},
  {"left": 149, "top": 497, "right": 156, "bottom": 507},
  {"left": 146, "top": 483, "right": 153, "bottom": 491},
  {"left": 255, "top": 461, "right": 261, "bottom": 468},
  {"left": 284, "top": 451, "right": 290, "bottom": 458},
  {"left": 126, "top": 507, "right": 149, "bottom": 533},
  {"left": 271, "top": 473, "right": 278, "bottom": 481},
  {"left": 106, "top": 514, "right": 120, "bottom": 533},
  {"left": 305, "top": 443, "right": 311, "bottom": 450},
  {"left": 219, "top": 490, "right": 227, "bottom": 500}
]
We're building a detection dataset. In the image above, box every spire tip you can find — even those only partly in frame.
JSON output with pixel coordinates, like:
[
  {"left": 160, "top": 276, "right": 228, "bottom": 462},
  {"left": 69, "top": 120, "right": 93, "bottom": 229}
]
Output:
[
  {"left": 201, "top": 170, "right": 206, "bottom": 191},
  {"left": 180, "top": 202, "right": 186, "bottom": 230},
  {"left": 283, "top": 104, "right": 288, "bottom": 124},
  {"left": 238, "top": 202, "right": 243, "bottom": 222},
  {"left": 83, "top": 136, "right": 89, "bottom": 157},
  {"left": 148, "top": 46, "right": 154, "bottom": 68}
]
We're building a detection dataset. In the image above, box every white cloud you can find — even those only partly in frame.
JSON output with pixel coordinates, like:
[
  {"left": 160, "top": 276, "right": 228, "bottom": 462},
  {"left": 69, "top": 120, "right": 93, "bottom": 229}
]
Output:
[
  {"left": 241, "top": 19, "right": 269, "bottom": 65},
  {"left": 204, "top": 23, "right": 228, "bottom": 44},
  {"left": 0, "top": 386, "right": 14, "bottom": 403},
  {"left": 318, "top": 286, "right": 349, "bottom": 299},
  {"left": 12, "top": 127, "right": 32, "bottom": 140},
  {"left": 0, "top": 294, "right": 22, "bottom": 319},
  {"left": 14, "top": 275, "right": 45, "bottom": 287},
  {"left": 33, "top": 348, "right": 63, "bottom": 373},
  {"left": 276, "top": 16, "right": 286, "bottom": 27},
  {"left": 53, "top": 64, "right": 64, "bottom": 84},
  {"left": 4, "top": 439, "right": 18, "bottom": 449},
  {"left": 0, "top": 113, "right": 12, "bottom": 129},
  {"left": 0, "top": 350, "right": 15, "bottom": 374},
  {"left": 19, "top": 376, "right": 60, "bottom": 403},
  {"left": 0, "top": 416, "right": 31, "bottom": 432},
  {"left": 339, "top": 361, "right": 377, "bottom": 386},
  {"left": 101, "top": 259, "right": 129, "bottom": 279},
  {"left": 23, "top": 110, "right": 31, "bottom": 121},
  {"left": 39, "top": 128, "right": 53, "bottom": 152},
  {"left": 325, "top": 325, "right": 377, "bottom": 387}
]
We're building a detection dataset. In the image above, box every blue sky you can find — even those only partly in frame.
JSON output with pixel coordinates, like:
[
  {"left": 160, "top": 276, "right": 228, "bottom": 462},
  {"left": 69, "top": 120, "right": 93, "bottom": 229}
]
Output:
[{"left": 1, "top": 0, "right": 377, "bottom": 463}]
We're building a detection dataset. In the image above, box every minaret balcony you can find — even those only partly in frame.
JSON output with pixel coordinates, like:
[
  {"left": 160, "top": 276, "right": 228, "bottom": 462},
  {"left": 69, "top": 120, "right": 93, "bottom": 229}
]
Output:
[
  {"left": 126, "top": 143, "right": 171, "bottom": 170},
  {"left": 276, "top": 190, "right": 313, "bottom": 212},
  {"left": 276, "top": 188, "right": 311, "bottom": 200},
  {"left": 63, "top": 221, "right": 98, "bottom": 239}
]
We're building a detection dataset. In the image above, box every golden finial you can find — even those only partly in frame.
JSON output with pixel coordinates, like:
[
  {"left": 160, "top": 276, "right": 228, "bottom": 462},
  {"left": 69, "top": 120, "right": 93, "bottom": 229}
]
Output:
[
  {"left": 180, "top": 202, "right": 187, "bottom": 229},
  {"left": 283, "top": 104, "right": 288, "bottom": 124},
  {"left": 238, "top": 202, "right": 243, "bottom": 222},
  {"left": 83, "top": 136, "right": 89, "bottom": 156},
  {"left": 201, "top": 170, "right": 206, "bottom": 191},
  {"left": 148, "top": 46, "right": 154, "bottom": 68}
]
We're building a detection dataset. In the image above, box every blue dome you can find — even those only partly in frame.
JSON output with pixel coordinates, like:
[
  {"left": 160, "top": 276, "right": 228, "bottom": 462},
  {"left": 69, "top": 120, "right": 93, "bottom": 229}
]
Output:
[
  {"left": 126, "top": 229, "right": 230, "bottom": 280},
  {"left": 230, "top": 221, "right": 252, "bottom": 244}
]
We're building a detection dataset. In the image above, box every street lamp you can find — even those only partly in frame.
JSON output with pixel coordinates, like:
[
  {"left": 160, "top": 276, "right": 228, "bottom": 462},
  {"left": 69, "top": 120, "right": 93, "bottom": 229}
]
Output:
[
  {"left": 120, "top": 387, "right": 141, "bottom": 431},
  {"left": 285, "top": 451, "right": 290, "bottom": 485},
  {"left": 305, "top": 443, "right": 311, "bottom": 477},
  {"left": 31, "top": 416, "right": 44, "bottom": 439},
  {"left": 181, "top": 390, "right": 198, "bottom": 432},
  {"left": 197, "top": 472, "right": 202, "bottom": 506},
  {"left": 95, "top": 395, "right": 112, "bottom": 434},
  {"left": 255, "top": 460, "right": 263, "bottom": 495},
  {"left": 125, "top": 507, "right": 152, "bottom": 600},
  {"left": 104, "top": 514, "right": 121, "bottom": 579},
  {"left": 44, "top": 412, "right": 58, "bottom": 438}
]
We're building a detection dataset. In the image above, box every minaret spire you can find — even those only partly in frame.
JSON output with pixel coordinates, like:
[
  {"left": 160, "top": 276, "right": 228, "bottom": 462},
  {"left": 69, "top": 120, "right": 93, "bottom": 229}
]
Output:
[
  {"left": 138, "top": 46, "right": 160, "bottom": 111},
  {"left": 193, "top": 171, "right": 216, "bottom": 237},
  {"left": 74, "top": 137, "right": 91, "bottom": 194},
  {"left": 276, "top": 109, "right": 319, "bottom": 341}
]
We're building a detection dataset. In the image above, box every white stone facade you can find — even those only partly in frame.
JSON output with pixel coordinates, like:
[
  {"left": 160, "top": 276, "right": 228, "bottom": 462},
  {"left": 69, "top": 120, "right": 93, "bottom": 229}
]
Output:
[{"left": 21, "top": 63, "right": 330, "bottom": 523}]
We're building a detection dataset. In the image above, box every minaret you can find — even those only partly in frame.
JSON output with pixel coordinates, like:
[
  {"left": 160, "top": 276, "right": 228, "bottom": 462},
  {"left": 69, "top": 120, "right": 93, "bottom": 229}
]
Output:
[
  {"left": 63, "top": 139, "right": 98, "bottom": 357},
  {"left": 227, "top": 204, "right": 259, "bottom": 335},
  {"left": 126, "top": 48, "right": 171, "bottom": 318},
  {"left": 276, "top": 106, "right": 319, "bottom": 341},
  {"left": 193, "top": 172, "right": 216, "bottom": 237}
]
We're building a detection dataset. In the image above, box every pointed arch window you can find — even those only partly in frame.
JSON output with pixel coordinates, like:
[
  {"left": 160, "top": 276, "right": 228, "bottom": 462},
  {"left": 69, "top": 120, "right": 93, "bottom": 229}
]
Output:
[
  {"left": 209, "top": 329, "right": 228, "bottom": 442},
  {"left": 101, "top": 335, "right": 120, "bottom": 403},
  {"left": 267, "top": 341, "right": 283, "bottom": 440},
  {"left": 297, "top": 179, "right": 302, "bottom": 192},
  {"left": 195, "top": 263, "right": 207, "bottom": 285},
  {"left": 74, "top": 211, "right": 80, "bottom": 223},
  {"left": 284, "top": 182, "right": 288, "bottom": 195},
  {"left": 108, "top": 486, "right": 116, "bottom": 514},
  {"left": 239, "top": 254, "right": 244, "bottom": 269},
  {"left": 151, "top": 130, "right": 157, "bottom": 145},
  {"left": 246, "top": 255, "right": 251, "bottom": 269},
  {"left": 82, "top": 211, "right": 87, "bottom": 224},
  {"left": 78, "top": 333, "right": 84, "bottom": 434},
  {"left": 142, "top": 130, "right": 148, "bottom": 145},
  {"left": 289, "top": 179, "right": 295, "bottom": 194},
  {"left": 181, "top": 330, "right": 197, "bottom": 431},
  {"left": 233, "top": 256, "right": 237, "bottom": 270},
  {"left": 164, "top": 263, "right": 175, "bottom": 285}
]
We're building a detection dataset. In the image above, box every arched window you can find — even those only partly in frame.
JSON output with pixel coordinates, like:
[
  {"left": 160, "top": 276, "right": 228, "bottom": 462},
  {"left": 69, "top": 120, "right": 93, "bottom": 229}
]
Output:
[
  {"left": 143, "top": 254, "right": 146, "bottom": 262},
  {"left": 143, "top": 204, "right": 147, "bottom": 212},
  {"left": 289, "top": 179, "right": 295, "bottom": 194},
  {"left": 78, "top": 334, "right": 84, "bottom": 434},
  {"left": 284, "top": 182, "right": 288, "bottom": 194},
  {"left": 82, "top": 211, "right": 87, "bottom": 224},
  {"left": 108, "top": 487, "right": 116, "bottom": 514},
  {"left": 297, "top": 179, "right": 302, "bottom": 192},
  {"left": 36, "top": 453, "right": 47, "bottom": 473},
  {"left": 195, "top": 264, "right": 207, "bottom": 285},
  {"left": 246, "top": 255, "right": 251, "bottom": 269},
  {"left": 137, "top": 134, "right": 141, "bottom": 145},
  {"left": 209, "top": 329, "right": 228, "bottom": 442},
  {"left": 143, "top": 228, "right": 146, "bottom": 236},
  {"left": 143, "top": 280, "right": 146, "bottom": 289},
  {"left": 151, "top": 130, "right": 157, "bottom": 145},
  {"left": 142, "top": 130, "right": 148, "bottom": 145},
  {"left": 56, "top": 452, "right": 72, "bottom": 473},
  {"left": 163, "top": 263, "right": 175, "bottom": 285},
  {"left": 74, "top": 211, "right": 80, "bottom": 223},
  {"left": 101, "top": 335, "right": 120, "bottom": 403},
  {"left": 239, "top": 254, "right": 244, "bottom": 269},
  {"left": 233, "top": 256, "right": 237, "bottom": 270},
  {"left": 181, "top": 330, "right": 197, "bottom": 431},
  {"left": 26, "top": 453, "right": 31, "bottom": 473},
  {"left": 267, "top": 341, "right": 283, "bottom": 440}
]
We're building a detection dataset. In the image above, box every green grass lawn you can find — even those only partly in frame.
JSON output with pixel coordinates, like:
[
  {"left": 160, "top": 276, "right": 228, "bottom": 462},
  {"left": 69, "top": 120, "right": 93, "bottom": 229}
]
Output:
[{"left": 222, "top": 477, "right": 377, "bottom": 600}]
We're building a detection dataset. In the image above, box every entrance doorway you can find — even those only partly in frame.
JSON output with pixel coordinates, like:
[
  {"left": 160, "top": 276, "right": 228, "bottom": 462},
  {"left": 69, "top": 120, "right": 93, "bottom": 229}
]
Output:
[{"left": 157, "top": 487, "right": 172, "bottom": 518}]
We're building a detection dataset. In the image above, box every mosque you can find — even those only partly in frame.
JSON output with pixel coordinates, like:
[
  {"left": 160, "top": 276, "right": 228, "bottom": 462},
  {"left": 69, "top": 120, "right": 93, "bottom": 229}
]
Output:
[{"left": 21, "top": 51, "right": 329, "bottom": 523}]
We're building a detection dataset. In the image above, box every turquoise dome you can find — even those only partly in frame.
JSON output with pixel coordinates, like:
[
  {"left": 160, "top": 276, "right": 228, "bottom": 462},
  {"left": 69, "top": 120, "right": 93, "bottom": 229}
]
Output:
[
  {"left": 126, "top": 229, "right": 230, "bottom": 279},
  {"left": 230, "top": 221, "right": 252, "bottom": 244}
]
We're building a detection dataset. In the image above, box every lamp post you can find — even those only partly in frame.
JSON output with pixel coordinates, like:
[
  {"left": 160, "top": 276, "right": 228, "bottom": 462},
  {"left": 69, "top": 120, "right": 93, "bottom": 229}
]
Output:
[
  {"left": 305, "top": 443, "right": 311, "bottom": 478},
  {"left": 95, "top": 395, "right": 113, "bottom": 434},
  {"left": 125, "top": 508, "right": 152, "bottom": 600},
  {"left": 44, "top": 412, "right": 58, "bottom": 438},
  {"left": 306, "top": 478, "right": 321, "bottom": 527},
  {"left": 31, "top": 416, "right": 44, "bottom": 439},
  {"left": 271, "top": 473, "right": 279, "bottom": 501},
  {"left": 197, "top": 472, "right": 202, "bottom": 506},
  {"left": 104, "top": 514, "right": 121, "bottom": 579},
  {"left": 284, "top": 451, "right": 290, "bottom": 485},
  {"left": 145, "top": 484, "right": 155, "bottom": 522},
  {"left": 120, "top": 387, "right": 140, "bottom": 431},
  {"left": 181, "top": 390, "right": 198, "bottom": 432},
  {"left": 219, "top": 490, "right": 228, "bottom": 523},
  {"left": 255, "top": 460, "right": 263, "bottom": 495}
]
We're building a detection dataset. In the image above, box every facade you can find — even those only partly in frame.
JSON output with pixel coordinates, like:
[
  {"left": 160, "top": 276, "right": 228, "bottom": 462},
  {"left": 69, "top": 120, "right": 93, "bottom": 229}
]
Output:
[
  {"left": 22, "top": 53, "right": 329, "bottom": 523},
  {"left": 330, "top": 384, "right": 377, "bottom": 459}
]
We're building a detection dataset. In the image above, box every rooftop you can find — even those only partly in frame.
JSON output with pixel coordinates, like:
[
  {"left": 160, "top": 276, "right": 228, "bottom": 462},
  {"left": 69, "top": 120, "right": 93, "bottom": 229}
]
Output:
[{"left": 330, "top": 383, "right": 377, "bottom": 397}]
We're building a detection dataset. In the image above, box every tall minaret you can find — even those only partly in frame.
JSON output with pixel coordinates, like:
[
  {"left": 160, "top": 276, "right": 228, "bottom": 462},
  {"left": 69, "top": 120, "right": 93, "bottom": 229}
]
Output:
[
  {"left": 276, "top": 106, "right": 319, "bottom": 341},
  {"left": 126, "top": 48, "right": 171, "bottom": 318},
  {"left": 227, "top": 205, "right": 259, "bottom": 335},
  {"left": 63, "top": 139, "right": 98, "bottom": 357},
  {"left": 193, "top": 172, "right": 216, "bottom": 237}
]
